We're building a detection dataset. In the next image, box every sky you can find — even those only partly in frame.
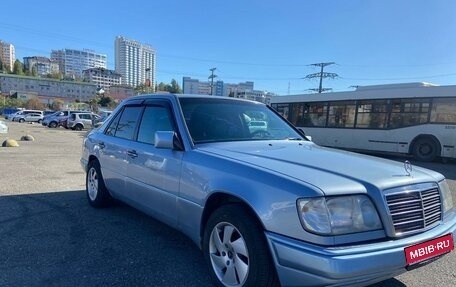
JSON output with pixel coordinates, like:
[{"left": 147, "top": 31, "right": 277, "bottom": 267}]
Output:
[{"left": 1, "top": 0, "right": 456, "bottom": 95}]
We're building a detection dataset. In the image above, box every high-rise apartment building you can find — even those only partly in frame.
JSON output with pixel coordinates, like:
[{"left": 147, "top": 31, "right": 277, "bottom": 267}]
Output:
[
  {"left": 51, "top": 48, "right": 107, "bottom": 78},
  {"left": 115, "top": 36, "right": 156, "bottom": 89},
  {"left": 0, "top": 40, "right": 15, "bottom": 72}
]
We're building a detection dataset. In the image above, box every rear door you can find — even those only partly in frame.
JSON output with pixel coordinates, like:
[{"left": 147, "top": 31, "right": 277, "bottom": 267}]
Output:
[
  {"left": 97, "top": 105, "right": 143, "bottom": 197},
  {"left": 125, "top": 100, "right": 183, "bottom": 227}
]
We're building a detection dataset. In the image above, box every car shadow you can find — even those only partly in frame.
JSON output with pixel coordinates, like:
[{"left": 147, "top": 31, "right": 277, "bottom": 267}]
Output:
[
  {"left": 0, "top": 190, "right": 413, "bottom": 287},
  {"left": 0, "top": 190, "right": 211, "bottom": 287}
]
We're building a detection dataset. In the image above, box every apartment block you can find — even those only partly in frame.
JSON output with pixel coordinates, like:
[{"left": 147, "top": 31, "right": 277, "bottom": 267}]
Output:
[
  {"left": 0, "top": 73, "right": 97, "bottom": 103},
  {"left": 51, "top": 48, "right": 107, "bottom": 78},
  {"left": 0, "top": 40, "right": 15, "bottom": 72},
  {"left": 115, "top": 36, "right": 156, "bottom": 89},
  {"left": 23, "top": 56, "right": 60, "bottom": 76},
  {"left": 82, "top": 67, "right": 122, "bottom": 89}
]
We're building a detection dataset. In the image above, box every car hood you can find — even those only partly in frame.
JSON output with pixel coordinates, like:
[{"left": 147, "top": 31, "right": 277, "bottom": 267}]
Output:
[{"left": 196, "top": 140, "right": 444, "bottom": 196}]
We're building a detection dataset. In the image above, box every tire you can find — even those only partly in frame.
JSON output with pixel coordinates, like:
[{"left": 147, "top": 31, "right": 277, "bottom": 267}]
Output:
[
  {"left": 86, "top": 160, "right": 112, "bottom": 207},
  {"left": 74, "top": 124, "right": 83, "bottom": 131},
  {"left": 49, "top": 121, "right": 58, "bottom": 128},
  {"left": 19, "top": 118, "right": 25, "bottom": 123},
  {"left": 412, "top": 137, "right": 439, "bottom": 162},
  {"left": 38, "top": 119, "right": 42, "bottom": 124},
  {"left": 203, "top": 204, "right": 279, "bottom": 287}
]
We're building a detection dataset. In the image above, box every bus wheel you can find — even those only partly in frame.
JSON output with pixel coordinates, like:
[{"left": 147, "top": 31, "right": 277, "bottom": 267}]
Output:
[{"left": 412, "top": 137, "right": 439, "bottom": 162}]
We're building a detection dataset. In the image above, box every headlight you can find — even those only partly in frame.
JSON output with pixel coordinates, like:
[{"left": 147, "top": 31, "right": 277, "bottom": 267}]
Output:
[
  {"left": 439, "top": 180, "right": 454, "bottom": 213},
  {"left": 297, "top": 195, "right": 382, "bottom": 235}
]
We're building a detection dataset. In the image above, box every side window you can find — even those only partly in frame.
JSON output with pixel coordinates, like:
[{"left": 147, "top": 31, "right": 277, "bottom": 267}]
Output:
[
  {"left": 356, "top": 100, "right": 388, "bottom": 129},
  {"left": 389, "top": 99, "right": 429, "bottom": 128},
  {"left": 114, "top": 106, "right": 143, "bottom": 140},
  {"left": 105, "top": 111, "right": 122, "bottom": 136},
  {"left": 105, "top": 106, "right": 142, "bottom": 139},
  {"left": 137, "top": 105, "right": 174, "bottom": 145},
  {"left": 327, "top": 101, "right": 356, "bottom": 128},
  {"left": 430, "top": 98, "right": 456, "bottom": 123}
]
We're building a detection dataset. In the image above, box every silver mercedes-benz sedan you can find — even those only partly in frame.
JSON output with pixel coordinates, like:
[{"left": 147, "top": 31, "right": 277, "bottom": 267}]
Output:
[{"left": 81, "top": 94, "right": 455, "bottom": 287}]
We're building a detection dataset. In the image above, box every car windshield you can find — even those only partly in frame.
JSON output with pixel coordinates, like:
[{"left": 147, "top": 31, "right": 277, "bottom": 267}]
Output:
[{"left": 180, "top": 98, "right": 302, "bottom": 143}]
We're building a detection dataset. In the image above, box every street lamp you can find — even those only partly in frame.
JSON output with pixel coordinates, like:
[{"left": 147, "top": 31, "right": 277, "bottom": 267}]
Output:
[{"left": 145, "top": 68, "right": 151, "bottom": 92}]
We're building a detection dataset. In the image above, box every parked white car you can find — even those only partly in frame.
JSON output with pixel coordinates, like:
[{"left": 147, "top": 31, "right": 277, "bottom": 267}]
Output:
[
  {"left": 16, "top": 113, "right": 44, "bottom": 123},
  {"left": 0, "top": 120, "right": 7, "bottom": 133}
]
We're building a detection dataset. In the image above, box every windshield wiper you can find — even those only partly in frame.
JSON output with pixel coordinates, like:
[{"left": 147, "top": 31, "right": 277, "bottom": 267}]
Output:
[{"left": 286, "top": 137, "right": 303, "bottom": 141}]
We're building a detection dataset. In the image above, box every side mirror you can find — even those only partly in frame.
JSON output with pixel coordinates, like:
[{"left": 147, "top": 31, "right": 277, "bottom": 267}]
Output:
[
  {"left": 298, "top": 128, "right": 312, "bottom": 141},
  {"left": 155, "top": 131, "right": 184, "bottom": 150}
]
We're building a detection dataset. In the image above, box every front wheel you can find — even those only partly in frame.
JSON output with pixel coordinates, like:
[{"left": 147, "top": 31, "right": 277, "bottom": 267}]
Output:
[
  {"left": 203, "top": 204, "right": 279, "bottom": 287},
  {"left": 86, "top": 160, "right": 112, "bottom": 207}
]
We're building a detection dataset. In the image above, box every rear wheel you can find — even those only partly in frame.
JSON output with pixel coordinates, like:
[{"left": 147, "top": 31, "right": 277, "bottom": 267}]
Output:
[
  {"left": 86, "top": 160, "right": 112, "bottom": 207},
  {"left": 203, "top": 204, "right": 279, "bottom": 287},
  {"left": 412, "top": 137, "right": 439, "bottom": 162},
  {"left": 49, "top": 121, "right": 58, "bottom": 128},
  {"left": 19, "top": 118, "right": 25, "bottom": 123}
]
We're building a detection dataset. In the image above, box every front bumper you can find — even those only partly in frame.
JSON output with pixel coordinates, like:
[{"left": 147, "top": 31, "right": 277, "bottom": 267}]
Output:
[{"left": 266, "top": 212, "right": 456, "bottom": 287}]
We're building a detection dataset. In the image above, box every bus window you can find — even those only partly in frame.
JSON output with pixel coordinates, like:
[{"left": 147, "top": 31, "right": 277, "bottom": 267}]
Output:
[
  {"left": 389, "top": 99, "right": 429, "bottom": 128},
  {"left": 430, "top": 98, "right": 456, "bottom": 123},
  {"left": 327, "top": 101, "right": 356, "bottom": 128},
  {"left": 306, "top": 102, "right": 328, "bottom": 127},
  {"left": 356, "top": 100, "right": 388, "bottom": 129},
  {"left": 273, "top": 103, "right": 290, "bottom": 120}
]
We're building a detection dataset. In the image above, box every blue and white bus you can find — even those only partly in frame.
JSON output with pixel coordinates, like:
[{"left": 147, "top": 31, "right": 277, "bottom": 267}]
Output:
[{"left": 271, "top": 82, "right": 456, "bottom": 161}]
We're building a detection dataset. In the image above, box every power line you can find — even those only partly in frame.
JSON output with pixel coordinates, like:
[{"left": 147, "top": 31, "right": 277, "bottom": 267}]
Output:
[
  {"left": 303, "top": 62, "right": 338, "bottom": 93},
  {"left": 208, "top": 67, "right": 217, "bottom": 95}
]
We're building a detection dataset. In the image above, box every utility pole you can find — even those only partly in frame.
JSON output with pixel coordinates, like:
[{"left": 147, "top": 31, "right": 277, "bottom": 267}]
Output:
[
  {"left": 303, "top": 62, "right": 338, "bottom": 93},
  {"left": 208, "top": 67, "right": 217, "bottom": 95}
]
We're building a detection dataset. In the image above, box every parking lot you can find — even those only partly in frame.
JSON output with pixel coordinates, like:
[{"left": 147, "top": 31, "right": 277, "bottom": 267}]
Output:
[{"left": 0, "top": 121, "right": 455, "bottom": 286}]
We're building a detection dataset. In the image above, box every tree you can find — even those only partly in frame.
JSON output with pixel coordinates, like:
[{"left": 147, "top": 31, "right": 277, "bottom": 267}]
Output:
[
  {"left": 51, "top": 99, "right": 64, "bottom": 111},
  {"left": 156, "top": 82, "right": 168, "bottom": 92},
  {"left": 47, "top": 72, "right": 62, "bottom": 80},
  {"left": 31, "top": 66, "right": 38, "bottom": 77},
  {"left": 12, "top": 60, "right": 25, "bottom": 75},
  {"left": 97, "top": 95, "right": 114, "bottom": 108},
  {"left": 25, "top": 98, "right": 45, "bottom": 110},
  {"left": 155, "top": 79, "right": 182, "bottom": 94},
  {"left": 169, "top": 79, "right": 182, "bottom": 94}
]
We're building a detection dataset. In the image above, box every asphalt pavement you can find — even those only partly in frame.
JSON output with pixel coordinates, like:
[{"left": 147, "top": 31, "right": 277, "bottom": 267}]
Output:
[{"left": 0, "top": 121, "right": 455, "bottom": 286}]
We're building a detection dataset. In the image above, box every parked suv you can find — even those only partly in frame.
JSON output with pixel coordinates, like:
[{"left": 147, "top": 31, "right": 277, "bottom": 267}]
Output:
[
  {"left": 43, "top": 110, "right": 80, "bottom": 128},
  {"left": 67, "top": 112, "right": 100, "bottom": 130}
]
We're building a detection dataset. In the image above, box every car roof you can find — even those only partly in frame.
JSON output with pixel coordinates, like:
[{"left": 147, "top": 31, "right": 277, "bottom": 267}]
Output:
[{"left": 122, "top": 93, "right": 264, "bottom": 105}]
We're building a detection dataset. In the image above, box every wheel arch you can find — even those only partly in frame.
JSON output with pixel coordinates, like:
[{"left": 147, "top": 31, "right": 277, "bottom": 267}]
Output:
[
  {"left": 200, "top": 192, "right": 265, "bottom": 247},
  {"left": 409, "top": 134, "right": 442, "bottom": 155}
]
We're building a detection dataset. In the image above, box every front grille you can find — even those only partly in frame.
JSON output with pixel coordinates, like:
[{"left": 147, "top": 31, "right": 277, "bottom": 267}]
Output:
[{"left": 385, "top": 184, "right": 442, "bottom": 235}]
